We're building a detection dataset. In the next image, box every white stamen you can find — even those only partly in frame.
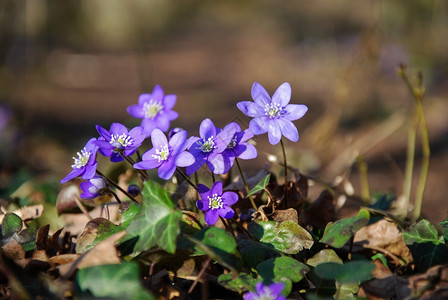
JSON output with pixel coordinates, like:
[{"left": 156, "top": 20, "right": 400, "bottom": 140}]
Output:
[
  {"left": 71, "top": 148, "right": 90, "bottom": 169},
  {"left": 151, "top": 145, "right": 170, "bottom": 162},
  {"left": 208, "top": 193, "right": 223, "bottom": 210},
  {"left": 196, "top": 136, "right": 215, "bottom": 153},
  {"left": 264, "top": 103, "right": 283, "bottom": 118},
  {"left": 227, "top": 136, "right": 238, "bottom": 149},
  {"left": 110, "top": 133, "right": 133, "bottom": 148},
  {"left": 143, "top": 100, "right": 164, "bottom": 119}
]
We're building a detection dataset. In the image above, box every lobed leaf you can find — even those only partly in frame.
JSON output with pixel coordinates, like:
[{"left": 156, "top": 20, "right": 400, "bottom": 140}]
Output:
[
  {"left": 123, "top": 180, "right": 181, "bottom": 254},
  {"left": 247, "top": 174, "right": 271, "bottom": 197}
]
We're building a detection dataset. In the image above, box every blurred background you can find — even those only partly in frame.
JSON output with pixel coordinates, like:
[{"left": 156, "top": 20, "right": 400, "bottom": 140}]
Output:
[{"left": 1, "top": 0, "right": 447, "bottom": 222}]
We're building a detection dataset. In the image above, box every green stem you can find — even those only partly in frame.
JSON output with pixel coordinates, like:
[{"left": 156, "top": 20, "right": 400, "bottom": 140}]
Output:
[
  {"left": 96, "top": 170, "right": 138, "bottom": 203},
  {"left": 399, "top": 66, "right": 430, "bottom": 221},
  {"left": 280, "top": 138, "right": 288, "bottom": 207},
  {"left": 402, "top": 111, "right": 418, "bottom": 217},
  {"left": 235, "top": 157, "right": 257, "bottom": 210},
  {"left": 356, "top": 154, "right": 371, "bottom": 203}
]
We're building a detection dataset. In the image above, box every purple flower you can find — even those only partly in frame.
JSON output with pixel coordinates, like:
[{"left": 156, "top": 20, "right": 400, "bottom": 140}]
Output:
[
  {"left": 244, "top": 282, "right": 286, "bottom": 300},
  {"left": 61, "top": 138, "right": 99, "bottom": 183},
  {"left": 196, "top": 181, "right": 238, "bottom": 225},
  {"left": 212, "top": 122, "right": 257, "bottom": 174},
  {"left": 95, "top": 123, "right": 145, "bottom": 162},
  {"left": 134, "top": 128, "right": 195, "bottom": 180},
  {"left": 185, "top": 118, "right": 233, "bottom": 176},
  {"left": 127, "top": 85, "right": 179, "bottom": 137},
  {"left": 237, "top": 82, "right": 308, "bottom": 145},
  {"left": 80, "top": 175, "right": 108, "bottom": 199}
]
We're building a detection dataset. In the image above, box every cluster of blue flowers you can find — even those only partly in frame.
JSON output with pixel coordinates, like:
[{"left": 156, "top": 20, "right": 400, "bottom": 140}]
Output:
[{"left": 61, "top": 82, "right": 307, "bottom": 226}]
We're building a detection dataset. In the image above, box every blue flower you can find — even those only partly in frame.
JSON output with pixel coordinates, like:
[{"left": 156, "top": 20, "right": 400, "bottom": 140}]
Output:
[
  {"left": 196, "top": 181, "right": 238, "bottom": 225},
  {"left": 237, "top": 82, "right": 308, "bottom": 145},
  {"left": 244, "top": 282, "right": 286, "bottom": 300},
  {"left": 134, "top": 128, "right": 195, "bottom": 180},
  {"left": 211, "top": 122, "right": 257, "bottom": 174},
  {"left": 95, "top": 123, "right": 145, "bottom": 162},
  {"left": 185, "top": 118, "right": 233, "bottom": 175},
  {"left": 80, "top": 175, "right": 108, "bottom": 199},
  {"left": 61, "top": 138, "right": 99, "bottom": 183},
  {"left": 127, "top": 85, "right": 179, "bottom": 137}
]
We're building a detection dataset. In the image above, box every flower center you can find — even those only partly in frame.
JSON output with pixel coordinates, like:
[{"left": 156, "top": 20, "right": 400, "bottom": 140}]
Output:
[
  {"left": 227, "top": 136, "right": 238, "bottom": 149},
  {"left": 152, "top": 145, "right": 170, "bottom": 162},
  {"left": 197, "top": 136, "right": 215, "bottom": 153},
  {"left": 143, "top": 100, "right": 164, "bottom": 119},
  {"left": 264, "top": 103, "right": 283, "bottom": 119},
  {"left": 253, "top": 291, "right": 275, "bottom": 300},
  {"left": 71, "top": 148, "right": 90, "bottom": 169},
  {"left": 110, "top": 133, "right": 133, "bottom": 149},
  {"left": 208, "top": 193, "right": 223, "bottom": 210}
]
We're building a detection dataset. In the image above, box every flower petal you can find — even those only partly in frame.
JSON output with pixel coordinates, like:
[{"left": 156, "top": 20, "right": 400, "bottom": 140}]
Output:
[
  {"left": 218, "top": 206, "right": 235, "bottom": 219},
  {"left": 186, "top": 155, "right": 206, "bottom": 176},
  {"left": 141, "top": 118, "right": 157, "bottom": 137},
  {"left": 150, "top": 128, "right": 168, "bottom": 148},
  {"left": 267, "top": 120, "right": 282, "bottom": 145},
  {"left": 169, "top": 130, "right": 187, "bottom": 150},
  {"left": 151, "top": 85, "right": 164, "bottom": 102},
  {"left": 155, "top": 115, "right": 170, "bottom": 132},
  {"left": 222, "top": 191, "right": 238, "bottom": 205},
  {"left": 236, "top": 143, "right": 257, "bottom": 160},
  {"left": 272, "top": 82, "right": 291, "bottom": 107},
  {"left": 278, "top": 118, "right": 299, "bottom": 142},
  {"left": 164, "top": 94, "right": 176, "bottom": 110},
  {"left": 134, "top": 158, "right": 161, "bottom": 170},
  {"left": 60, "top": 168, "right": 83, "bottom": 183},
  {"left": 82, "top": 162, "right": 97, "bottom": 179},
  {"left": 95, "top": 125, "right": 111, "bottom": 140},
  {"left": 164, "top": 110, "right": 179, "bottom": 121},
  {"left": 204, "top": 209, "right": 219, "bottom": 225},
  {"left": 158, "top": 159, "right": 176, "bottom": 180},
  {"left": 197, "top": 183, "right": 211, "bottom": 200},
  {"left": 249, "top": 117, "right": 268, "bottom": 135},
  {"left": 199, "top": 118, "right": 217, "bottom": 139},
  {"left": 138, "top": 93, "right": 151, "bottom": 106},
  {"left": 127, "top": 104, "right": 145, "bottom": 119},
  {"left": 196, "top": 199, "right": 208, "bottom": 211},
  {"left": 175, "top": 151, "right": 195, "bottom": 167},
  {"left": 237, "top": 101, "right": 264, "bottom": 118},
  {"left": 283, "top": 104, "right": 308, "bottom": 121},
  {"left": 110, "top": 123, "right": 127, "bottom": 135},
  {"left": 210, "top": 181, "right": 223, "bottom": 195},
  {"left": 207, "top": 153, "right": 232, "bottom": 174},
  {"left": 251, "top": 82, "right": 271, "bottom": 107}
]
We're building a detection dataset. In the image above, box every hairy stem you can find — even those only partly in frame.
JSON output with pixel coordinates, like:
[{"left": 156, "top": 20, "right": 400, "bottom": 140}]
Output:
[
  {"left": 235, "top": 157, "right": 258, "bottom": 210},
  {"left": 280, "top": 138, "right": 288, "bottom": 207}
]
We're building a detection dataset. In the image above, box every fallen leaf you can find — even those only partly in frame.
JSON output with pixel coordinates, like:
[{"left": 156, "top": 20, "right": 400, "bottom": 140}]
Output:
[
  {"left": 271, "top": 208, "right": 299, "bottom": 223},
  {"left": 1, "top": 240, "right": 25, "bottom": 261},
  {"left": 300, "top": 189, "right": 335, "bottom": 231}
]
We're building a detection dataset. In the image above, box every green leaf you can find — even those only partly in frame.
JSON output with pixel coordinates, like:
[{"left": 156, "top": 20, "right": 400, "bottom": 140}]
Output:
[
  {"left": 314, "top": 261, "right": 375, "bottom": 283},
  {"left": 123, "top": 180, "right": 181, "bottom": 254},
  {"left": 440, "top": 219, "right": 448, "bottom": 242},
  {"left": 2, "top": 213, "right": 22, "bottom": 238},
  {"left": 190, "top": 227, "right": 243, "bottom": 271},
  {"left": 307, "top": 249, "right": 343, "bottom": 267},
  {"left": 257, "top": 256, "right": 310, "bottom": 296},
  {"left": 248, "top": 220, "right": 314, "bottom": 254},
  {"left": 218, "top": 272, "right": 257, "bottom": 293},
  {"left": 76, "top": 262, "right": 155, "bottom": 299},
  {"left": 320, "top": 208, "right": 370, "bottom": 248},
  {"left": 119, "top": 202, "right": 141, "bottom": 227},
  {"left": 403, "top": 219, "right": 448, "bottom": 272},
  {"left": 238, "top": 239, "right": 281, "bottom": 268},
  {"left": 247, "top": 174, "right": 271, "bottom": 197}
]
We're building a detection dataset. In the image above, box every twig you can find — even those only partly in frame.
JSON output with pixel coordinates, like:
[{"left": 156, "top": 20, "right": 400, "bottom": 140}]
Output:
[{"left": 188, "top": 257, "right": 211, "bottom": 294}]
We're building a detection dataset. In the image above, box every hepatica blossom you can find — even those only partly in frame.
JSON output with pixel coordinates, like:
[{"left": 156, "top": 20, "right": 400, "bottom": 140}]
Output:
[
  {"left": 186, "top": 118, "right": 233, "bottom": 175},
  {"left": 80, "top": 175, "right": 107, "bottom": 199},
  {"left": 212, "top": 122, "right": 257, "bottom": 174},
  {"left": 95, "top": 123, "right": 145, "bottom": 162},
  {"left": 196, "top": 181, "right": 238, "bottom": 225},
  {"left": 237, "top": 82, "right": 308, "bottom": 145},
  {"left": 134, "top": 128, "right": 194, "bottom": 180},
  {"left": 61, "top": 138, "right": 99, "bottom": 183},
  {"left": 127, "top": 85, "right": 179, "bottom": 137},
  {"left": 244, "top": 282, "right": 286, "bottom": 300}
]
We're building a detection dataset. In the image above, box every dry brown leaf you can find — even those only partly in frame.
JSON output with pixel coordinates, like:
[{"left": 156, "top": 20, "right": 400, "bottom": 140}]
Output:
[
  {"left": 1, "top": 240, "right": 25, "bottom": 261},
  {"left": 271, "top": 208, "right": 299, "bottom": 223},
  {"left": 354, "top": 219, "right": 412, "bottom": 264},
  {"left": 299, "top": 189, "right": 335, "bottom": 230}
]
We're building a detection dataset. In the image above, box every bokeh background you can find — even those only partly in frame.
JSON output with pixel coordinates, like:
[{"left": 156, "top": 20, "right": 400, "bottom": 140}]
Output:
[{"left": 1, "top": 0, "right": 447, "bottom": 222}]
